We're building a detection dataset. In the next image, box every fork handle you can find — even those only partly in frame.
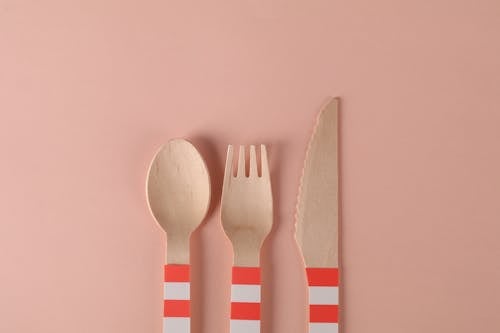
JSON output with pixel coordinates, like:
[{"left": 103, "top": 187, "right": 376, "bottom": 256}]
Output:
[
  {"left": 230, "top": 266, "right": 261, "bottom": 332},
  {"left": 306, "top": 267, "right": 339, "bottom": 333},
  {"left": 164, "top": 264, "right": 190, "bottom": 333}
]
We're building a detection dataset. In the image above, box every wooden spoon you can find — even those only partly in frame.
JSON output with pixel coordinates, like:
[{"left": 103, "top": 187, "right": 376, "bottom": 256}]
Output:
[{"left": 146, "top": 139, "right": 211, "bottom": 332}]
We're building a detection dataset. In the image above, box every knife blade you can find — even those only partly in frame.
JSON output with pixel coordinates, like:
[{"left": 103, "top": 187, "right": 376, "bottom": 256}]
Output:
[{"left": 296, "top": 98, "right": 339, "bottom": 332}]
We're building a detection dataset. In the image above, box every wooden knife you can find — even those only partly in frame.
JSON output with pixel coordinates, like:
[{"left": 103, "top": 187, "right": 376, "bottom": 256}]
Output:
[{"left": 296, "top": 98, "right": 339, "bottom": 333}]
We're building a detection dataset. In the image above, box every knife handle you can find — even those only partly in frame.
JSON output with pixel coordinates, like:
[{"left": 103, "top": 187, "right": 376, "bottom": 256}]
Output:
[
  {"left": 230, "top": 266, "right": 261, "bottom": 333},
  {"left": 164, "top": 264, "right": 190, "bottom": 333},
  {"left": 306, "top": 267, "right": 339, "bottom": 333}
]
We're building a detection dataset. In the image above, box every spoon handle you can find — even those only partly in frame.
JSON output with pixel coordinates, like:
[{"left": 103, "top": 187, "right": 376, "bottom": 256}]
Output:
[
  {"left": 163, "top": 264, "right": 190, "bottom": 332},
  {"left": 306, "top": 267, "right": 339, "bottom": 333},
  {"left": 230, "top": 266, "right": 261, "bottom": 332}
]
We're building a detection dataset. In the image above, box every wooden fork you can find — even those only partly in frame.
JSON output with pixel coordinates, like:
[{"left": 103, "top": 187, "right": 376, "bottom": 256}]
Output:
[{"left": 221, "top": 144, "right": 273, "bottom": 333}]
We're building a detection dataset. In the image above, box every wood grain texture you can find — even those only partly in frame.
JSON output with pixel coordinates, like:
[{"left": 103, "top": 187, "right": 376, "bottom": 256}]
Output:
[
  {"left": 221, "top": 145, "right": 273, "bottom": 267},
  {"left": 296, "top": 98, "right": 339, "bottom": 268},
  {"left": 147, "top": 139, "right": 211, "bottom": 264}
]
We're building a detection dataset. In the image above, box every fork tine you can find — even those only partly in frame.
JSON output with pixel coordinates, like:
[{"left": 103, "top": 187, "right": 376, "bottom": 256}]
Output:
[
  {"left": 260, "top": 144, "right": 269, "bottom": 178},
  {"left": 223, "top": 145, "right": 234, "bottom": 185},
  {"left": 237, "top": 145, "right": 245, "bottom": 177},
  {"left": 249, "top": 145, "right": 257, "bottom": 177}
]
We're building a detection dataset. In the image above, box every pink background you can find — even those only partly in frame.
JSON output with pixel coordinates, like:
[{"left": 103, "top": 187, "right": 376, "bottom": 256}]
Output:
[{"left": 1, "top": 0, "right": 500, "bottom": 332}]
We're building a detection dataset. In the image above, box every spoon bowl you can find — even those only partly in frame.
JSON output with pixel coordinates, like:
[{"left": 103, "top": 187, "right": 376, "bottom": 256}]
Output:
[{"left": 146, "top": 139, "right": 211, "bottom": 264}]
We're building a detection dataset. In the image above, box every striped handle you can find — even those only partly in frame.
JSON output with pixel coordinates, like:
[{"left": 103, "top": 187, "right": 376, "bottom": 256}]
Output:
[
  {"left": 307, "top": 267, "right": 339, "bottom": 333},
  {"left": 231, "top": 266, "right": 261, "bottom": 333},
  {"left": 164, "top": 264, "right": 190, "bottom": 333}
]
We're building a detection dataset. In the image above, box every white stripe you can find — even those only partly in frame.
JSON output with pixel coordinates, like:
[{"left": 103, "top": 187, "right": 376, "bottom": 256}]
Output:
[
  {"left": 230, "top": 319, "right": 260, "bottom": 333},
  {"left": 309, "top": 286, "right": 339, "bottom": 305},
  {"left": 163, "top": 317, "right": 189, "bottom": 333},
  {"left": 164, "top": 282, "right": 190, "bottom": 300},
  {"left": 231, "top": 284, "right": 261, "bottom": 302},
  {"left": 310, "top": 323, "right": 339, "bottom": 333}
]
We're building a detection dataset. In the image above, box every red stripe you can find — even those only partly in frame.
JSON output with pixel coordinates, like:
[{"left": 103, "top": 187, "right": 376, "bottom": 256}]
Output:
[
  {"left": 164, "top": 264, "right": 190, "bottom": 282},
  {"left": 164, "top": 300, "right": 190, "bottom": 317},
  {"left": 310, "top": 305, "right": 338, "bottom": 323},
  {"left": 231, "top": 302, "right": 260, "bottom": 320},
  {"left": 232, "top": 266, "right": 260, "bottom": 284},
  {"left": 306, "top": 267, "right": 339, "bottom": 286}
]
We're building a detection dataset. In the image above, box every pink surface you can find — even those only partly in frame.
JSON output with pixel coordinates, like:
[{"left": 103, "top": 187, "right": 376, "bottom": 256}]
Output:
[{"left": 1, "top": 1, "right": 500, "bottom": 332}]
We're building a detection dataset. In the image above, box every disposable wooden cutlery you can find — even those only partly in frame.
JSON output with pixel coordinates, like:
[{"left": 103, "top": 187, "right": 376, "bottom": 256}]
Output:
[
  {"left": 221, "top": 144, "right": 273, "bottom": 333},
  {"left": 146, "top": 139, "right": 211, "bottom": 333},
  {"left": 296, "top": 98, "right": 340, "bottom": 333}
]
